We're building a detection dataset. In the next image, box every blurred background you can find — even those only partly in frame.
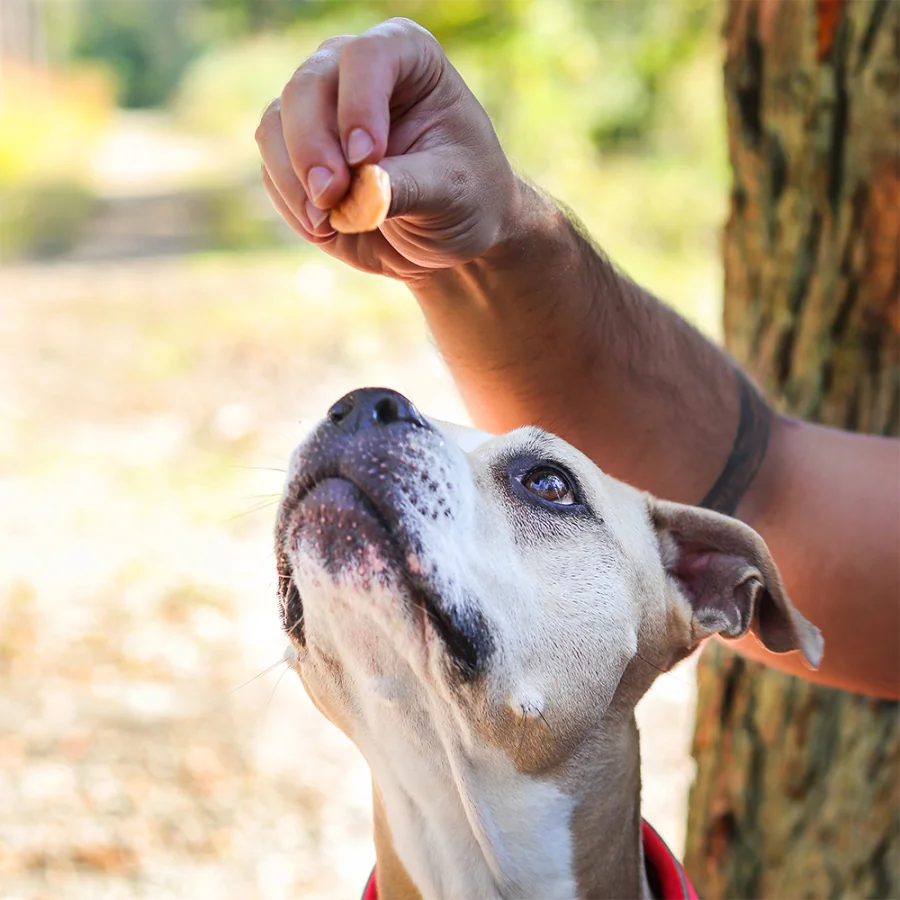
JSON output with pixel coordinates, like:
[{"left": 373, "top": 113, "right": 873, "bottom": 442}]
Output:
[{"left": 1, "top": 1, "right": 725, "bottom": 897}]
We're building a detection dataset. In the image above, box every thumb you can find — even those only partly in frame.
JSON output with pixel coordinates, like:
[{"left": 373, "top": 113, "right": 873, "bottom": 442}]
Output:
[{"left": 378, "top": 151, "right": 457, "bottom": 220}]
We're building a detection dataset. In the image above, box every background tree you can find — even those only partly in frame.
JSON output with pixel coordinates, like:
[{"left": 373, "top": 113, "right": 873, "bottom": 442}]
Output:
[
  {"left": 0, "top": 0, "right": 46, "bottom": 64},
  {"left": 685, "top": 1, "right": 899, "bottom": 896}
]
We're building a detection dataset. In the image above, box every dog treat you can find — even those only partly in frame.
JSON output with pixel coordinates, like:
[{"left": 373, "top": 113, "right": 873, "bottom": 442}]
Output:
[{"left": 329, "top": 164, "right": 392, "bottom": 233}]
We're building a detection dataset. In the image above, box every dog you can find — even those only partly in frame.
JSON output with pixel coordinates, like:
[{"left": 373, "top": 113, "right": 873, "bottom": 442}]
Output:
[{"left": 275, "top": 387, "right": 823, "bottom": 899}]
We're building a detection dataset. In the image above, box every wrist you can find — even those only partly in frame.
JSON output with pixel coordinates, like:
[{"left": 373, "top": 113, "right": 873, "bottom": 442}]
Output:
[
  {"left": 491, "top": 176, "right": 566, "bottom": 259},
  {"left": 405, "top": 177, "right": 574, "bottom": 297}
]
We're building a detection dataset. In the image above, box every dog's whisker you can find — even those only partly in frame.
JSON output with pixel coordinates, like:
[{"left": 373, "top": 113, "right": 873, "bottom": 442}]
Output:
[
  {"left": 633, "top": 652, "right": 692, "bottom": 687},
  {"left": 231, "top": 465, "right": 287, "bottom": 473},
  {"left": 535, "top": 708, "right": 553, "bottom": 734},
  {"left": 227, "top": 498, "right": 282, "bottom": 521},
  {"left": 410, "top": 598, "right": 452, "bottom": 635},
  {"left": 265, "top": 663, "right": 293, "bottom": 717},
  {"left": 228, "top": 658, "right": 289, "bottom": 695},
  {"left": 516, "top": 704, "right": 530, "bottom": 759}
]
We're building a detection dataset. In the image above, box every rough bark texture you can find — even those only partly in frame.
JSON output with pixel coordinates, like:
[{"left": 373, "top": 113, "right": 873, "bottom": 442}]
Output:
[{"left": 684, "top": 2, "right": 900, "bottom": 898}]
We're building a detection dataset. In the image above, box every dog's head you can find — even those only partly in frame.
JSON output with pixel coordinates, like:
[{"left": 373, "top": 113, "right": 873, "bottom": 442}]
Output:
[{"left": 276, "top": 387, "right": 822, "bottom": 773}]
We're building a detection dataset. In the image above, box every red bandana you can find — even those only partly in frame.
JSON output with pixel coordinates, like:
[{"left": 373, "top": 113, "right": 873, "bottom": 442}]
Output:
[{"left": 362, "top": 819, "right": 697, "bottom": 899}]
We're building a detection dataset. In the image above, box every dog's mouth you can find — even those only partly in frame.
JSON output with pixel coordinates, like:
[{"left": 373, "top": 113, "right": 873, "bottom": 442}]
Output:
[{"left": 277, "top": 467, "right": 488, "bottom": 678}]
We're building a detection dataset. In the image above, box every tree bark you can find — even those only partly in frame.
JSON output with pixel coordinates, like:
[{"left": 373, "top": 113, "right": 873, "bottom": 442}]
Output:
[{"left": 684, "top": 2, "right": 899, "bottom": 898}]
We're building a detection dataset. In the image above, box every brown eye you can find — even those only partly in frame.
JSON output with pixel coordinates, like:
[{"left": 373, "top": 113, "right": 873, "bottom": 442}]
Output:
[{"left": 522, "top": 468, "right": 576, "bottom": 505}]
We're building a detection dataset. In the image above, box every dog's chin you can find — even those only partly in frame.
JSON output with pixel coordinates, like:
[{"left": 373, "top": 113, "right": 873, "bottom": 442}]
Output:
[
  {"left": 297, "top": 476, "right": 400, "bottom": 573},
  {"left": 279, "top": 477, "right": 488, "bottom": 678}
]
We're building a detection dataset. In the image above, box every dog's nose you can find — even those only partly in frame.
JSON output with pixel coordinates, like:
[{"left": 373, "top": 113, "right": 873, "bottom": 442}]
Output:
[{"left": 327, "top": 388, "right": 428, "bottom": 434}]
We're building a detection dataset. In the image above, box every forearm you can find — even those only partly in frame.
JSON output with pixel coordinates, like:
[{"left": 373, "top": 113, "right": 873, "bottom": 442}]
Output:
[
  {"left": 408, "top": 181, "right": 899, "bottom": 698},
  {"left": 733, "top": 420, "right": 900, "bottom": 697},
  {"left": 408, "top": 180, "right": 753, "bottom": 507}
]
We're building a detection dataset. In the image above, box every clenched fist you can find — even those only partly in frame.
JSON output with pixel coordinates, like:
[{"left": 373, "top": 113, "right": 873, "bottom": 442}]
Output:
[{"left": 256, "top": 18, "right": 523, "bottom": 282}]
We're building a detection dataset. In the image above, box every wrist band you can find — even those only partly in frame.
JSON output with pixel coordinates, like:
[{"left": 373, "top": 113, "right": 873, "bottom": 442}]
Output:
[{"left": 699, "top": 369, "right": 772, "bottom": 517}]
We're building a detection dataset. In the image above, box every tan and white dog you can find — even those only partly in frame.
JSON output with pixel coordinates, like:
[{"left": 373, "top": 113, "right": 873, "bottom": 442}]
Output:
[{"left": 275, "top": 387, "right": 823, "bottom": 900}]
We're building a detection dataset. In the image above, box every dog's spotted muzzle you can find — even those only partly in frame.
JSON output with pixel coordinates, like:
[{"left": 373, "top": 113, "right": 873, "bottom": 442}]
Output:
[{"left": 276, "top": 387, "right": 492, "bottom": 678}]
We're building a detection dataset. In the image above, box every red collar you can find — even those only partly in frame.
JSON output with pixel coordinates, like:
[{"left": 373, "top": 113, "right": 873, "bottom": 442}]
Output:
[
  {"left": 641, "top": 819, "right": 698, "bottom": 900},
  {"left": 362, "top": 819, "right": 697, "bottom": 899}
]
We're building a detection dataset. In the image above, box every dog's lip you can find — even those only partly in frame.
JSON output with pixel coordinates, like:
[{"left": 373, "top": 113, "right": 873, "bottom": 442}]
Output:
[
  {"left": 280, "top": 467, "right": 484, "bottom": 676},
  {"left": 283, "top": 465, "right": 353, "bottom": 514}
]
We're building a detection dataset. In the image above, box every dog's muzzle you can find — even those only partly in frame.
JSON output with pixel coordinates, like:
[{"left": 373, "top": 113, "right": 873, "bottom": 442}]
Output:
[{"left": 276, "top": 388, "right": 492, "bottom": 678}]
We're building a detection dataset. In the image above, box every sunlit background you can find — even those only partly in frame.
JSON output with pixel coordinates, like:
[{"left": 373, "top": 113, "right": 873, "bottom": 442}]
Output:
[{"left": 2, "top": 1, "right": 723, "bottom": 897}]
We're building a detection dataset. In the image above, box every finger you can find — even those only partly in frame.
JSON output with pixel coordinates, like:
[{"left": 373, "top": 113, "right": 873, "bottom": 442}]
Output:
[
  {"left": 261, "top": 165, "right": 308, "bottom": 239},
  {"left": 262, "top": 166, "right": 336, "bottom": 245},
  {"left": 280, "top": 36, "right": 354, "bottom": 209},
  {"left": 337, "top": 18, "right": 442, "bottom": 166},
  {"left": 256, "top": 100, "right": 313, "bottom": 226},
  {"left": 257, "top": 102, "right": 333, "bottom": 236}
]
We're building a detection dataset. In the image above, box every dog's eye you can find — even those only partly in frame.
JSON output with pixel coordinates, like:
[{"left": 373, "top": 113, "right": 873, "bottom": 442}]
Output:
[{"left": 521, "top": 468, "right": 576, "bottom": 505}]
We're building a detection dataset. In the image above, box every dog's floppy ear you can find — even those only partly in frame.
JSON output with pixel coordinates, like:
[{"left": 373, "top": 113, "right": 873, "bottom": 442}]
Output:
[{"left": 648, "top": 498, "right": 823, "bottom": 669}]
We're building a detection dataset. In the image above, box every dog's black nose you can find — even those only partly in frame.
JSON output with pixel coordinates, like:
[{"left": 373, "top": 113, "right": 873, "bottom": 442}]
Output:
[{"left": 327, "top": 388, "right": 428, "bottom": 434}]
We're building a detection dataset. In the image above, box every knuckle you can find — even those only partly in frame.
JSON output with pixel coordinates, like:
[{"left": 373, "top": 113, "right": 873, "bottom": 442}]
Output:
[
  {"left": 339, "top": 32, "right": 377, "bottom": 62},
  {"left": 316, "top": 33, "right": 354, "bottom": 53},
  {"left": 282, "top": 44, "right": 341, "bottom": 98},
  {"left": 382, "top": 16, "right": 421, "bottom": 35},
  {"left": 254, "top": 99, "right": 281, "bottom": 145},
  {"left": 384, "top": 16, "right": 439, "bottom": 46},
  {"left": 282, "top": 62, "right": 320, "bottom": 97},
  {"left": 340, "top": 19, "right": 441, "bottom": 71},
  {"left": 345, "top": 18, "right": 413, "bottom": 56}
]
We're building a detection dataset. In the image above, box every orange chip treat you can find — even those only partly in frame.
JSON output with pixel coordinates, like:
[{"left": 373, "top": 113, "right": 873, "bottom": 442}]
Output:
[{"left": 329, "top": 164, "right": 392, "bottom": 233}]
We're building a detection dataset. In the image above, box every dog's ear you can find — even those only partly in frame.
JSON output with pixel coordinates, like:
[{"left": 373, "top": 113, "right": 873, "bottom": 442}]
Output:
[{"left": 648, "top": 498, "right": 823, "bottom": 669}]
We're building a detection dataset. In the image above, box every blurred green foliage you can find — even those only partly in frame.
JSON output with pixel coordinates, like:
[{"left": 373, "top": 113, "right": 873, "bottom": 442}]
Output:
[
  {"left": 66, "top": 0, "right": 204, "bottom": 108},
  {"left": 0, "top": 63, "right": 113, "bottom": 184},
  {"left": 8, "top": 0, "right": 726, "bottom": 327},
  {"left": 0, "top": 62, "right": 112, "bottom": 259},
  {"left": 57, "top": 0, "right": 716, "bottom": 155},
  {"left": 197, "top": 183, "right": 294, "bottom": 252},
  {"left": 172, "top": 32, "right": 310, "bottom": 136},
  {"left": 0, "top": 182, "right": 98, "bottom": 260}
]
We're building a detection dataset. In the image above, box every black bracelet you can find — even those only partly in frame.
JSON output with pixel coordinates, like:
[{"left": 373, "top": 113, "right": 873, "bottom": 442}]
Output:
[{"left": 699, "top": 368, "right": 772, "bottom": 517}]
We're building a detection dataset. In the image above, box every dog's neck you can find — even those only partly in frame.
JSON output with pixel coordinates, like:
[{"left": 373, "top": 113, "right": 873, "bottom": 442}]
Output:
[{"left": 363, "top": 711, "right": 651, "bottom": 900}]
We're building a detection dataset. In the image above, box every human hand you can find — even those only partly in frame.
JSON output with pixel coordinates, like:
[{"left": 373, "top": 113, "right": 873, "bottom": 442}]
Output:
[{"left": 255, "top": 18, "right": 522, "bottom": 281}]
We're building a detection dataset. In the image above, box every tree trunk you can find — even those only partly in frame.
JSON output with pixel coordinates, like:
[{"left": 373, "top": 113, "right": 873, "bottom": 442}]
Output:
[{"left": 684, "top": 2, "right": 900, "bottom": 898}]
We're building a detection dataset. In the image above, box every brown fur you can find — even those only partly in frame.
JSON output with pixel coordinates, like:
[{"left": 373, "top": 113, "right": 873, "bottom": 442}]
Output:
[{"left": 372, "top": 784, "right": 422, "bottom": 900}]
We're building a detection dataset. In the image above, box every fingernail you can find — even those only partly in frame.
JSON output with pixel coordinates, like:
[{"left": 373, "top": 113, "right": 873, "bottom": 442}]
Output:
[
  {"left": 305, "top": 201, "right": 329, "bottom": 229},
  {"left": 307, "top": 166, "right": 333, "bottom": 202},
  {"left": 346, "top": 128, "right": 374, "bottom": 165}
]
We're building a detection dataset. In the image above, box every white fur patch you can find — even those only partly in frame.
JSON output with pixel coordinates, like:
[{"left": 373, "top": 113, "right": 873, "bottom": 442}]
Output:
[{"left": 355, "top": 692, "right": 578, "bottom": 899}]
